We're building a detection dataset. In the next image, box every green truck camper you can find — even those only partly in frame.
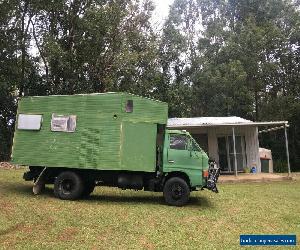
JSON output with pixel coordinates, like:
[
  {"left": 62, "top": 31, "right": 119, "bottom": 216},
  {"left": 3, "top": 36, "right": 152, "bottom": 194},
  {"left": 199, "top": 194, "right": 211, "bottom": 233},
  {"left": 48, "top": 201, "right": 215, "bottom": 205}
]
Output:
[{"left": 11, "top": 92, "right": 219, "bottom": 206}]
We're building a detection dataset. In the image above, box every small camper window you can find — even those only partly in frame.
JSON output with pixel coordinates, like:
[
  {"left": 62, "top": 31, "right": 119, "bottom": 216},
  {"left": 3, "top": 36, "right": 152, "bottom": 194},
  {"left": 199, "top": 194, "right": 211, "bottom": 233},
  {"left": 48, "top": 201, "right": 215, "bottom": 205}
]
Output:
[
  {"left": 17, "top": 114, "right": 42, "bottom": 130},
  {"left": 125, "top": 100, "right": 133, "bottom": 113},
  {"left": 51, "top": 114, "right": 76, "bottom": 132}
]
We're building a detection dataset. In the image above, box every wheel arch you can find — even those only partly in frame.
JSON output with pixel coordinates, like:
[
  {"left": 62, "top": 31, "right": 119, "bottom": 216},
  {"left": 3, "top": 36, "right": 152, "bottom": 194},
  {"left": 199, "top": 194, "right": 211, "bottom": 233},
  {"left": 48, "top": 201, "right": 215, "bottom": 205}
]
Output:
[{"left": 164, "top": 171, "right": 191, "bottom": 187}]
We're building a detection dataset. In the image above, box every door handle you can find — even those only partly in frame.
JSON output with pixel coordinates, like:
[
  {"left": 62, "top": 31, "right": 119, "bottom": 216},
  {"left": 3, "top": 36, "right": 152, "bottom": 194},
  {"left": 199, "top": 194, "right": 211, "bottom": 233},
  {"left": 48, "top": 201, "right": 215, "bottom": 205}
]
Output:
[{"left": 168, "top": 160, "right": 174, "bottom": 163}]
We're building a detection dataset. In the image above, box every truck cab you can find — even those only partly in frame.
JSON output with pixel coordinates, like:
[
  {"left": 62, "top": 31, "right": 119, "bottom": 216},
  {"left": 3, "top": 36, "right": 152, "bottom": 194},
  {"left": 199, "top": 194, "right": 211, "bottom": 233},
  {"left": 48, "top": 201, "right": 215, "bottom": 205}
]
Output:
[
  {"left": 153, "top": 129, "right": 219, "bottom": 206},
  {"left": 163, "top": 130, "right": 209, "bottom": 189}
]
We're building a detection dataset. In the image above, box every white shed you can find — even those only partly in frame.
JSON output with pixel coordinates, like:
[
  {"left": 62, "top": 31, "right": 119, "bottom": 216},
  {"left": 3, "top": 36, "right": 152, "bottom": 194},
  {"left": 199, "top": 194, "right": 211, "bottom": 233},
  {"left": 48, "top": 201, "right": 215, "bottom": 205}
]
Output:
[{"left": 167, "top": 117, "right": 290, "bottom": 175}]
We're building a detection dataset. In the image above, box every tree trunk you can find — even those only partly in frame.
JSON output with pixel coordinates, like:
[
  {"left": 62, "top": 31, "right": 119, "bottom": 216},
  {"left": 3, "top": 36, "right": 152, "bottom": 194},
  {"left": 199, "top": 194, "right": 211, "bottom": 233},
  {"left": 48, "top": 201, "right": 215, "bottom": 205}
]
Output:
[
  {"left": 31, "top": 19, "right": 49, "bottom": 84},
  {"left": 19, "top": 0, "right": 31, "bottom": 97},
  {"left": 254, "top": 89, "right": 259, "bottom": 121}
]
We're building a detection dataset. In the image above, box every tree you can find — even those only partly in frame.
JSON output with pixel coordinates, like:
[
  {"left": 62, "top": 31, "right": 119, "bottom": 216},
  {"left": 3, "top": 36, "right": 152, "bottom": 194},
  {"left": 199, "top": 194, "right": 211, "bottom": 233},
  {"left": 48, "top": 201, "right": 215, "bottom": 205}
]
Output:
[
  {"left": 160, "top": 0, "right": 300, "bottom": 170},
  {"left": 0, "top": 0, "right": 162, "bottom": 160},
  {"left": 0, "top": 0, "right": 299, "bottom": 171},
  {"left": 0, "top": 0, "right": 20, "bottom": 160}
]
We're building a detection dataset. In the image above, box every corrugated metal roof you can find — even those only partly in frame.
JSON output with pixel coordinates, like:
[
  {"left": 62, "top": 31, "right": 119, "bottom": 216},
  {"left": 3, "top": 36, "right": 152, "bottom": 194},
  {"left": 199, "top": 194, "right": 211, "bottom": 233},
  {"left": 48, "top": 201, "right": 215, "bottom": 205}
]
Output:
[
  {"left": 167, "top": 116, "right": 288, "bottom": 127},
  {"left": 168, "top": 116, "right": 252, "bottom": 126}
]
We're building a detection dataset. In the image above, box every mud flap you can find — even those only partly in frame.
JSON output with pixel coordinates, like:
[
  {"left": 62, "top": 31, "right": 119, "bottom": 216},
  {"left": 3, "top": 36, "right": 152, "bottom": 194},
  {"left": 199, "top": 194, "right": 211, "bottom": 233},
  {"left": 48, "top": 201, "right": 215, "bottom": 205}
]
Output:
[
  {"left": 206, "top": 161, "right": 220, "bottom": 193},
  {"left": 32, "top": 167, "right": 47, "bottom": 195}
]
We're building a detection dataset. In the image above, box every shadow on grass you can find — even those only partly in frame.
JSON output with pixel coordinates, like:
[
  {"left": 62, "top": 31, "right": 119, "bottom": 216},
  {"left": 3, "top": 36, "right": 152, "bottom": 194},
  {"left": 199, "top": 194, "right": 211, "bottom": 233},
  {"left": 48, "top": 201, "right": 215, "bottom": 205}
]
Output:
[
  {"left": 1, "top": 183, "right": 33, "bottom": 197},
  {"left": 188, "top": 196, "right": 213, "bottom": 208},
  {"left": 82, "top": 194, "right": 213, "bottom": 208},
  {"left": 87, "top": 193, "right": 166, "bottom": 205},
  {"left": 1, "top": 183, "right": 53, "bottom": 197},
  {"left": 2, "top": 183, "right": 213, "bottom": 208}
]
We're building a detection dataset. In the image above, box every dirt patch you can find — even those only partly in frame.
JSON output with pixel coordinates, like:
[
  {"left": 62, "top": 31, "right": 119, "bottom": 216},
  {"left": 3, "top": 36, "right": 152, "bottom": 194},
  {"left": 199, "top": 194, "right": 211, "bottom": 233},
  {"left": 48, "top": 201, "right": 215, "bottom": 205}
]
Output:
[
  {"left": 139, "top": 235, "right": 155, "bottom": 250},
  {"left": 0, "top": 218, "right": 54, "bottom": 237},
  {"left": 291, "top": 172, "right": 300, "bottom": 180},
  {"left": 0, "top": 223, "right": 25, "bottom": 236},
  {"left": 218, "top": 173, "right": 292, "bottom": 183},
  {"left": 96, "top": 228, "right": 113, "bottom": 242},
  {"left": 0, "top": 200, "right": 15, "bottom": 216},
  {"left": 58, "top": 227, "right": 79, "bottom": 241},
  {"left": 0, "top": 162, "right": 19, "bottom": 169}
]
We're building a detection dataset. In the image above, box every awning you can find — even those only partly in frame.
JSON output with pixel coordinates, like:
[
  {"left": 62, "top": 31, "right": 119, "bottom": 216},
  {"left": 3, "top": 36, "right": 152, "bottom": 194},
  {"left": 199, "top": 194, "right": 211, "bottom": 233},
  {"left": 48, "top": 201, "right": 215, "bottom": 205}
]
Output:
[{"left": 167, "top": 117, "right": 288, "bottom": 128}]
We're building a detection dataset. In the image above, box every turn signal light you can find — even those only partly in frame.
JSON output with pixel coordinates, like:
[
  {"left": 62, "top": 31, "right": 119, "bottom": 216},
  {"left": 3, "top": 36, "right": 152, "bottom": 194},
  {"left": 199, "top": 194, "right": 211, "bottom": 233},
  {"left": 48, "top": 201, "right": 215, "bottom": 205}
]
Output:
[{"left": 203, "top": 170, "right": 209, "bottom": 178}]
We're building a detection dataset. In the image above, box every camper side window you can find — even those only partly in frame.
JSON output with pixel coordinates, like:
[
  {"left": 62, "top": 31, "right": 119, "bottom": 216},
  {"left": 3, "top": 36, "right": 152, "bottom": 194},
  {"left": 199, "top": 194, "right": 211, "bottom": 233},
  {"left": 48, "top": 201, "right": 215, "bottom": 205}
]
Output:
[
  {"left": 17, "top": 114, "right": 43, "bottom": 130},
  {"left": 51, "top": 114, "right": 76, "bottom": 132},
  {"left": 125, "top": 100, "right": 133, "bottom": 113}
]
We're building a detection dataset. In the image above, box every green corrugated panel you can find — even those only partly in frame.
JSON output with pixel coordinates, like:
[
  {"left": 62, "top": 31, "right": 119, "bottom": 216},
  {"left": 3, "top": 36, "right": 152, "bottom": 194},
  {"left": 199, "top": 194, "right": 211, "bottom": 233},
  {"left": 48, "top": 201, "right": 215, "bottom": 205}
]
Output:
[
  {"left": 121, "top": 122, "right": 157, "bottom": 172},
  {"left": 11, "top": 92, "right": 167, "bottom": 172},
  {"left": 121, "top": 94, "right": 168, "bottom": 124}
]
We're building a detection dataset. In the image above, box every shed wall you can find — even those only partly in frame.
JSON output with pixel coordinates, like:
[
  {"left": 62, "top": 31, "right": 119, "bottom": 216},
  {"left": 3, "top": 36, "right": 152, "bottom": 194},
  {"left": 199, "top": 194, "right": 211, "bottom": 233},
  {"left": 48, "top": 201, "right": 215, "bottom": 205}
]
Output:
[{"left": 177, "top": 126, "right": 261, "bottom": 172}]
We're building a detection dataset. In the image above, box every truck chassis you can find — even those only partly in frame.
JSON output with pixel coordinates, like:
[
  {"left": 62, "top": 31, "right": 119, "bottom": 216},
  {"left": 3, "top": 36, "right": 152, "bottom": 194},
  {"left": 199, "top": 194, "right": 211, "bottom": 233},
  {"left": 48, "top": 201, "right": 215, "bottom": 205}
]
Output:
[{"left": 24, "top": 163, "right": 219, "bottom": 206}]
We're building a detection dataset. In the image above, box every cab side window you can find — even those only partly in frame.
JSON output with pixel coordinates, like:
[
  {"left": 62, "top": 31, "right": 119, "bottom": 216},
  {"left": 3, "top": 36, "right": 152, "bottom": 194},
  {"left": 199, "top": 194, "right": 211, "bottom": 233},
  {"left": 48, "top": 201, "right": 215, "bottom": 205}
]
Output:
[{"left": 169, "top": 134, "right": 188, "bottom": 150}]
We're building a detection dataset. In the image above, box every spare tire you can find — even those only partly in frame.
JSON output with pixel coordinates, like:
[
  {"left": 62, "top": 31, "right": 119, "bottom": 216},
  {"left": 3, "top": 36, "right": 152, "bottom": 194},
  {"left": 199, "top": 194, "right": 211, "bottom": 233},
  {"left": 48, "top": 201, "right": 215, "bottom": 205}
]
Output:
[{"left": 54, "top": 171, "right": 84, "bottom": 200}]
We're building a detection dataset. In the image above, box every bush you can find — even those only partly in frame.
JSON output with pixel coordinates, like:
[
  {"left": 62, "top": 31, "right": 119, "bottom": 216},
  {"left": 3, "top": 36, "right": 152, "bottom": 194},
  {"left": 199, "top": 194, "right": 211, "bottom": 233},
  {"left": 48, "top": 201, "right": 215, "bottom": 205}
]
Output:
[
  {"left": 243, "top": 167, "right": 251, "bottom": 173},
  {"left": 273, "top": 159, "right": 288, "bottom": 173}
]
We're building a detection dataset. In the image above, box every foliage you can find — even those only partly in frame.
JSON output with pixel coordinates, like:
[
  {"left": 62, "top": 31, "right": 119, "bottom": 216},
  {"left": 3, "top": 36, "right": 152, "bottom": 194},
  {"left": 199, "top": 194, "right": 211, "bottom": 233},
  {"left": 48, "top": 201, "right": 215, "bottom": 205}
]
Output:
[
  {"left": 161, "top": 0, "right": 300, "bottom": 170},
  {"left": 0, "top": 0, "right": 21, "bottom": 160},
  {"left": 273, "top": 159, "right": 289, "bottom": 173},
  {"left": 0, "top": 0, "right": 299, "bottom": 170}
]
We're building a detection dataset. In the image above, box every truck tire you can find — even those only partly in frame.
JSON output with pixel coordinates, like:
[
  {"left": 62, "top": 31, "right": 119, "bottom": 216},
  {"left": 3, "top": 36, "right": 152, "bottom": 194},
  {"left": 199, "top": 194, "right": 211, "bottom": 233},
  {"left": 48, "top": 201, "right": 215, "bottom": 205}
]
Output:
[
  {"left": 163, "top": 177, "right": 190, "bottom": 206},
  {"left": 54, "top": 171, "right": 84, "bottom": 200}
]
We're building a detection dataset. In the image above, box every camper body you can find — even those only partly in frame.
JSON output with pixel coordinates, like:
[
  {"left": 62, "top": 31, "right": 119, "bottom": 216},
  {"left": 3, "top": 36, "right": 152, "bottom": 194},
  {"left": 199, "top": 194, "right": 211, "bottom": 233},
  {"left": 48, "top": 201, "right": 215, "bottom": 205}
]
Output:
[{"left": 12, "top": 93, "right": 219, "bottom": 206}]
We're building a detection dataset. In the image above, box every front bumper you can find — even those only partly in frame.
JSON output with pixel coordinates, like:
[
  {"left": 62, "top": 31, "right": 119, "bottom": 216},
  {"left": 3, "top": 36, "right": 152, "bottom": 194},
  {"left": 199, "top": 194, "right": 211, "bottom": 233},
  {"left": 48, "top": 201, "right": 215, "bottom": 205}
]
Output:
[{"left": 204, "top": 161, "right": 220, "bottom": 193}]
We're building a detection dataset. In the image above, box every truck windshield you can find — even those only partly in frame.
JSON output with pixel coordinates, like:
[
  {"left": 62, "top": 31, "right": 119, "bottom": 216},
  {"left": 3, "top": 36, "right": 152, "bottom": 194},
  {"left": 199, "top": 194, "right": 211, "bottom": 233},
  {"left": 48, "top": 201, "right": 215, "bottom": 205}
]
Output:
[{"left": 190, "top": 137, "right": 202, "bottom": 152}]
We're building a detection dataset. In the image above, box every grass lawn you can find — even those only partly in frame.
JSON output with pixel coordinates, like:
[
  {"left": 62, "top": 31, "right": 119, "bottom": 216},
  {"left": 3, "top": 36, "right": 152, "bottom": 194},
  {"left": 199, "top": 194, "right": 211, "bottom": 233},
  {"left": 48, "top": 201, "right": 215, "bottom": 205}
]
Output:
[{"left": 0, "top": 168, "right": 299, "bottom": 249}]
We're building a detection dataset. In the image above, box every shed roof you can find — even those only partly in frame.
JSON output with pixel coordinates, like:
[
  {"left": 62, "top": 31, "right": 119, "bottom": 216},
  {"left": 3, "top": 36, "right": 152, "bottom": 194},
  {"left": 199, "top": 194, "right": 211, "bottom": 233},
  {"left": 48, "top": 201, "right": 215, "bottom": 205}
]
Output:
[{"left": 167, "top": 116, "right": 288, "bottom": 127}]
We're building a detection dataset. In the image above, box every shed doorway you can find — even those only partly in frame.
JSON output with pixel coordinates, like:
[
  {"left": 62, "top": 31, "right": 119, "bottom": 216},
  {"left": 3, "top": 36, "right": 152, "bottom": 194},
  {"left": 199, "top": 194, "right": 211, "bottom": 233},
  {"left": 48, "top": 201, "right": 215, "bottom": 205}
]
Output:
[
  {"left": 218, "top": 136, "right": 246, "bottom": 173},
  {"left": 261, "top": 159, "right": 270, "bottom": 173}
]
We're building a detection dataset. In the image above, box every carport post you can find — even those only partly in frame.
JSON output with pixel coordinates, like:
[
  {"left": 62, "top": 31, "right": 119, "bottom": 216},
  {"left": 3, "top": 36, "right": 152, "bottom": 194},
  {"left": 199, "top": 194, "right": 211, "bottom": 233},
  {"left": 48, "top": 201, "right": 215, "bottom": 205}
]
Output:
[
  {"left": 232, "top": 126, "right": 238, "bottom": 177},
  {"left": 284, "top": 124, "right": 291, "bottom": 177}
]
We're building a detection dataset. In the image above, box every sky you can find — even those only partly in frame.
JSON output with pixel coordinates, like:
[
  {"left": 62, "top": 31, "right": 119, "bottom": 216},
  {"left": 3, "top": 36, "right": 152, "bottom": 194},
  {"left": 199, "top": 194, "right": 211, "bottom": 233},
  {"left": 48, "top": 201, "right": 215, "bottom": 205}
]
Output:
[{"left": 151, "top": 0, "right": 174, "bottom": 29}]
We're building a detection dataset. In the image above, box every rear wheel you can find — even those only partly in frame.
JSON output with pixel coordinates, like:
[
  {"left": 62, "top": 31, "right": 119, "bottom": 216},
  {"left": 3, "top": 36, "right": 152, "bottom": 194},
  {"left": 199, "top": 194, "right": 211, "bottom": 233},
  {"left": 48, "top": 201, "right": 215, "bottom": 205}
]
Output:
[
  {"left": 54, "top": 171, "right": 84, "bottom": 200},
  {"left": 163, "top": 177, "right": 190, "bottom": 206}
]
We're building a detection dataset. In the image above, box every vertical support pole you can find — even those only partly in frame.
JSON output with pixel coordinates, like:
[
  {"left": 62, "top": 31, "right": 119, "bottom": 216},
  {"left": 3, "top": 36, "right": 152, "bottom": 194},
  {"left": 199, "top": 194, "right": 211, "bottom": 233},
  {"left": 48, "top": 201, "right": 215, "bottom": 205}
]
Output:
[
  {"left": 284, "top": 124, "right": 291, "bottom": 177},
  {"left": 255, "top": 126, "right": 260, "bottom": 173},
  {"left": 232, "top": 126, "right": 238, "bottom": 177}
]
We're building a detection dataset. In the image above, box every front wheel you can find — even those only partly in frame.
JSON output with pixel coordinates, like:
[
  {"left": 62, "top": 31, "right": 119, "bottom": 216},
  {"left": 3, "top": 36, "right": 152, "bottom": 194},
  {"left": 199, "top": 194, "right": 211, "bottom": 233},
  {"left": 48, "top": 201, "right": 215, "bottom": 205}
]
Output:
[
  {"left": 163, "top": 177, "right": 190, "bottom": 206},
  {"left": 54, "top": 171, "right": 84, "bottom": 200}
]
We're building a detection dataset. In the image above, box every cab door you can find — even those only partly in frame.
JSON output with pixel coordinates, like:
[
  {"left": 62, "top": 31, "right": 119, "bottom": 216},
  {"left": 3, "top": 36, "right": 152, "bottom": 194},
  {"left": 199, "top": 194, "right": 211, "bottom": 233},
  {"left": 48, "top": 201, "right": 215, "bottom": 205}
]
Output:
[
  {"left": 165, "top": 134, "right": 202, "bottom": 170},
  {"left": 189, "top": 138, "right": 204, "bottom": 167}
]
